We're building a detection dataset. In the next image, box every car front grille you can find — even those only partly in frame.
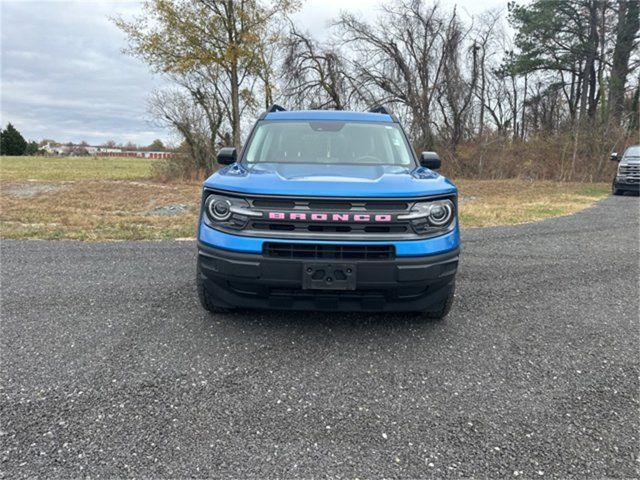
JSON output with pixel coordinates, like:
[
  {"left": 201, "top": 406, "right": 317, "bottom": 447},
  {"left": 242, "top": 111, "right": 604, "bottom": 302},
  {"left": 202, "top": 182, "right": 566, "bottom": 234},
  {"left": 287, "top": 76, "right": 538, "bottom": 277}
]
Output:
[
  {"left": 249, "top": 198, "right": 411, "bottom": 236},
  {"left": 246, "top": 196, "right": 442, "bottom": 240},
  {"left": 264, "top": 242, "right": 395, "bottom": 260},
  {"left": 619, "top": 163, "right": 640, "bottom": 181},
  {"left": 250, "top": 222, "right": 409, "bottom": 235}
]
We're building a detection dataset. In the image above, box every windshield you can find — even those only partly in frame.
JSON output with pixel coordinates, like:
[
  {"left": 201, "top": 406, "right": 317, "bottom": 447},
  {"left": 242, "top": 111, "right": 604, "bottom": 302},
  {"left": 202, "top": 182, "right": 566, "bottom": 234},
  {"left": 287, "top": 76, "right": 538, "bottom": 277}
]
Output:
[
  {"left": 623, "top": 146, "right": 640, "bottom": 159},
  {"left": 243, "top": 120, "right": 414, "bottom": 166}
]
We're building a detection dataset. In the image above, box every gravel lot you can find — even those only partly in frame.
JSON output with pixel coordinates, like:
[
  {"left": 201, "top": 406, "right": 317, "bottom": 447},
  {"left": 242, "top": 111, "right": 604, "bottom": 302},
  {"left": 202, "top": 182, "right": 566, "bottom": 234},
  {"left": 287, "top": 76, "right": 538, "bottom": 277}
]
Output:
[{"left": 1, "top": 195, "right": 638, "bottom": 479}]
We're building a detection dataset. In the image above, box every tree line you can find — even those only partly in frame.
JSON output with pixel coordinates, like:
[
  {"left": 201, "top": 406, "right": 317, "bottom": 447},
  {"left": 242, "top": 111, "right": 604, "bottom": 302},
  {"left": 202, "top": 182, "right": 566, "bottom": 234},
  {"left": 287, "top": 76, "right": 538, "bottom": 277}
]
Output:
[
  {"left": 0, "top": 125, "right": 170, "bottom": 156},
  {"left": 0, "top": 123, "right": 39, "bottom": 156},
  {"left": 115, "top": 0, "right": 640, "bottom": 181}
]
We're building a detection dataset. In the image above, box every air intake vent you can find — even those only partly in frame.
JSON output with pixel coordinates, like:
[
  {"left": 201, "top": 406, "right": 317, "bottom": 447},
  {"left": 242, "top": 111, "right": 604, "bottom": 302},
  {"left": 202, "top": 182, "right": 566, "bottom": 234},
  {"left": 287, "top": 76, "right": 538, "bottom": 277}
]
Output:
[{"left": 264, "top": 243, "right": 395, "bottom": 260}]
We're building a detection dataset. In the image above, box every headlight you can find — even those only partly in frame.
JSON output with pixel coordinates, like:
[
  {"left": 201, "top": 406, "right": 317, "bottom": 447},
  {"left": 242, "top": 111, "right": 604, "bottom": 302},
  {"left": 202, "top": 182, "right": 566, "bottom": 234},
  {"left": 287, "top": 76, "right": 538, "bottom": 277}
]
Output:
[
  {"left": 208, "top": 197, "right": 232, "bottom": 221},
  {"left": 203, "top": 193, "right": 261, "bottom": 230},
  {"left": 398, "top": 198, "right": 455, "bottom": 233},
  {"left": 426, "top": 201, "right": 453, "bottom": 226}
]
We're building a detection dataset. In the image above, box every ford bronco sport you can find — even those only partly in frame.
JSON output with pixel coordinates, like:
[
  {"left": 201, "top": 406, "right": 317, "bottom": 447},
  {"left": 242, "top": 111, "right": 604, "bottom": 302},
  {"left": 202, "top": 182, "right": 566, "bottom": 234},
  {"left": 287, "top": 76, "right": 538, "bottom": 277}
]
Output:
[{"left": 196, "top": 106, "right": 460, "bottom": 319}]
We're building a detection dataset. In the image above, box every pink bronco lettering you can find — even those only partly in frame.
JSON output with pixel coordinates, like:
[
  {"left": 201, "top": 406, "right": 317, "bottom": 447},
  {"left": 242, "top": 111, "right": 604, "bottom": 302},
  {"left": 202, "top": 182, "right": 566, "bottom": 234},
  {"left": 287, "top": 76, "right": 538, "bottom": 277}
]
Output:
[{"left": 267, "top": 212, "right": 393, "bottom": 222}]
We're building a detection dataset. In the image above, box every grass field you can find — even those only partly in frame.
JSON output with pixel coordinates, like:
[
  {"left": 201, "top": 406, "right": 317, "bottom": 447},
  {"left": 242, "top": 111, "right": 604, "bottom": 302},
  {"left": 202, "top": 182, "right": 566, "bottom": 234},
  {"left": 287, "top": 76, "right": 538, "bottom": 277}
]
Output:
[
  {"left": 0, "top": 155, "right": 610, "bottom": 240},
  {"left": 0, "top": 155, "right": 156, "bottom": 181}
]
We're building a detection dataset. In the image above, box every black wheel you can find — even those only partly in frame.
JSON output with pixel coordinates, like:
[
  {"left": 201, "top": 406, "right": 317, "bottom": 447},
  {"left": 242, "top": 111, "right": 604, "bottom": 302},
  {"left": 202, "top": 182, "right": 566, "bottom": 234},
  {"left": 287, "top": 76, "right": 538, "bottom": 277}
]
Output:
[
  {"left": 422, "top": 283, "right": 455, "bottom": 320},
  {"left": 612, "top": 180, "right": 623, "bottom": 196},
  {"left": 196, "top": 263, "right": 235, "bottom": 313}
]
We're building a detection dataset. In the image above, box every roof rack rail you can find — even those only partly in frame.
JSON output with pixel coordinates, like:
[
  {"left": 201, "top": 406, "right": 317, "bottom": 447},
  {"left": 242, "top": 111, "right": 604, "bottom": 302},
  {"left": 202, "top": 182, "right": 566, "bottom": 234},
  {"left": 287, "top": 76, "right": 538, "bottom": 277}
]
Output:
[
  {"left": 268, "top": 104, "right": 286, "bottom": 112},
  {"left": 369, "top": 105, "right": 391, "bottom": 115}
]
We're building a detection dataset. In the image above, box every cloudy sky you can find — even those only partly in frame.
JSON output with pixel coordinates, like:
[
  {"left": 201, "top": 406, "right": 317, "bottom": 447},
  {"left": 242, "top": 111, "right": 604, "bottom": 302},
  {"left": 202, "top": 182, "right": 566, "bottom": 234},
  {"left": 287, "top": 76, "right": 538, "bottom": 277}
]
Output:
[{"left": 0, "top": 0, "right": 507, "bottom": 146}]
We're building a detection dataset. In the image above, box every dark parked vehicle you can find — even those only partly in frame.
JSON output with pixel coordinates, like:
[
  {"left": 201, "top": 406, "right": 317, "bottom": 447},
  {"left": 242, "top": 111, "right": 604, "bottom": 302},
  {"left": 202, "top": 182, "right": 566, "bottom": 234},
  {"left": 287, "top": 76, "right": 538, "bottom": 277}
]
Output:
[{"left": 611, "top": 145, "right": 640, "bottom": 195}]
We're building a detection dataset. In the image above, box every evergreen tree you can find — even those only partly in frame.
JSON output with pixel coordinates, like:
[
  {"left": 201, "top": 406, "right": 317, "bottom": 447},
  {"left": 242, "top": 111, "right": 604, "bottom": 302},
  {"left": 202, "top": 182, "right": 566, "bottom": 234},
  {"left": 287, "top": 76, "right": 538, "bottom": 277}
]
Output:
[
  {"left": 509, "top": 0, "right": 604, "bottom": 121},
  {"left": 25, "top": 141, "right": 40, "bottom": 155},
  {"left": 147, "top": 139, "right": 165, "bottom": 151},
  {"left": 1, "top": 123, "right": 27, "bottom": 155}
]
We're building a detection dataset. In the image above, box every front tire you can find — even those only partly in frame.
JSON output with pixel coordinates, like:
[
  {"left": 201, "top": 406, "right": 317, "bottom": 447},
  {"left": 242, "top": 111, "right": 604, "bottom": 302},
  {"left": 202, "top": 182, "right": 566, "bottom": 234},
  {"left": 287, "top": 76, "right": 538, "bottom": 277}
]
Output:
[
  {"left": 196, "top": 263, "right": 235, "bottom": 314},
  {"left": 612, "top": 180, "right": 623, "bottom": 196},
  {"left": 422, "top": 282, "right": 455, "bottom": 320}
]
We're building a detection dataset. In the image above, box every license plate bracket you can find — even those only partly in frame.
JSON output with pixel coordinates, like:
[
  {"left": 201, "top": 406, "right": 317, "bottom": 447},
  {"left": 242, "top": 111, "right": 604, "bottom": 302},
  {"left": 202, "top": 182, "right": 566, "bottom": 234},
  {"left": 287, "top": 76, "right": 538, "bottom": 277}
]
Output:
[{"left": 302, "top": 263, "right": 357, "bottom": 290}]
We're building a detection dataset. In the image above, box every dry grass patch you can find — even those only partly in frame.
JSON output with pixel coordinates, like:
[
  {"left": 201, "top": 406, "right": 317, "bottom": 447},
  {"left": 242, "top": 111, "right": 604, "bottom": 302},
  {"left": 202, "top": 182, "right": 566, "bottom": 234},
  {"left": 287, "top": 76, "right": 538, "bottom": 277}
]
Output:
[
  {"left": 1, "top": 180, "right": 201, "bottom": 240},
  {"left": 456, "top": 179, "right": 609, "bottom": 228}
]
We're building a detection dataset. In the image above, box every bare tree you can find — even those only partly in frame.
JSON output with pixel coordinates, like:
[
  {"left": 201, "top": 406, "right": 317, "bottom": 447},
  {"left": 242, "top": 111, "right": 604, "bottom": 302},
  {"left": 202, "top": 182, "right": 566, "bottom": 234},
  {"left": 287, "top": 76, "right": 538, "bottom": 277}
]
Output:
[
  {"left": 337, "top": 1, "right": 457, "bottom": 148},
  {"left": 471, "top": 10, "right": 502, "bottom": 138},
  {"left": 435, "top": 11, "right": 479, "bottom": 149},
  {"left": 148, "top": 89, "right": 216, "bottom": 172},
  {"left": 281, "top": 27, "right": 356, "bottom": 110}
]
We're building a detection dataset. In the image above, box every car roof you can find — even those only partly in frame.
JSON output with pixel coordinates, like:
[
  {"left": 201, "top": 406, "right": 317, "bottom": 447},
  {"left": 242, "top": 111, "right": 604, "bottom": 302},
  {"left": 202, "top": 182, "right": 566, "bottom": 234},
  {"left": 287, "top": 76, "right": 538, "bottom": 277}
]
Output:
[{"left": 263, "top": 110, "right": 395, "bottom": 123}]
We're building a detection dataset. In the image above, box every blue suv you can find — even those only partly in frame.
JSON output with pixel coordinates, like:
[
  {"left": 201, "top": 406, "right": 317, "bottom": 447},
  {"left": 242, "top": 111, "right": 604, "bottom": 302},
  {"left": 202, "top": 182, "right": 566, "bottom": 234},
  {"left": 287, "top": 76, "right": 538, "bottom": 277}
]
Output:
[{"left": 197, "top": 106, "right": 460, "bottom": 319}]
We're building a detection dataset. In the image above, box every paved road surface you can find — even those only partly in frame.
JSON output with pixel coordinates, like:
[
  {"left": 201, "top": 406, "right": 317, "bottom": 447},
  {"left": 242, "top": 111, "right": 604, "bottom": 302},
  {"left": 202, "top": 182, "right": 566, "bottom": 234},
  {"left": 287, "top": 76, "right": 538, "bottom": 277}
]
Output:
[{"left": 1, "top": 195, "right": 639, "bottom": 478}]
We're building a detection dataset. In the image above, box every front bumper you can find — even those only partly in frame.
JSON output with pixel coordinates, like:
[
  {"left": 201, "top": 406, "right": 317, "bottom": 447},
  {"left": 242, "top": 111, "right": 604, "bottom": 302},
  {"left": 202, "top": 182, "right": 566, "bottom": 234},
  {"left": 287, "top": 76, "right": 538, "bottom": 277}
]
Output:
[
  {"left": 197, "top": 242, "right": 459, "bottom": 312},
  {"left": 614, "top": 177, "right": 640, "bottom": 192}
]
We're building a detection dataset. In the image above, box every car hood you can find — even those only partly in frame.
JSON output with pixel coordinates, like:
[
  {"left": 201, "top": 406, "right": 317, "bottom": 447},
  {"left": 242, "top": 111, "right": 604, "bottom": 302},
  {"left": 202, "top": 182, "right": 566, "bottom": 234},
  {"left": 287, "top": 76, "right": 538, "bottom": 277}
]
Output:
[
  {"left": 203, "top": 163, "right": 457, "bottom": 198},
  {"left": 621, "top": 157, "right": 640, "bottom": 165}
]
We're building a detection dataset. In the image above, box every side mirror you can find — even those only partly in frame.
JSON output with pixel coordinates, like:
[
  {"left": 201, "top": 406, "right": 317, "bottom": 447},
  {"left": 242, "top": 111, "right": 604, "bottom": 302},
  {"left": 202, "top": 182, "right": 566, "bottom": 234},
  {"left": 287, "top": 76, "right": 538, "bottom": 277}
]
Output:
[
  {"left": 217, "top": 147, "right": 237, "bottom": 165},
  {"left": 420, "top": 151, "right": 441, "bottom": 170},
  {"left": 610, "top": 152, "right": 619, "bottom": 162}
]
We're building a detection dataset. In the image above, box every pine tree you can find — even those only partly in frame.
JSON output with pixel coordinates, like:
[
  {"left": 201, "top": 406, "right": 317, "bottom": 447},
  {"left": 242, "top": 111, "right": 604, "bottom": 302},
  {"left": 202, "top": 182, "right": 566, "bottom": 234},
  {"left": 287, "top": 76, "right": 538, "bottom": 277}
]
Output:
[
  {"left": 25, "top": 141, "right": 40, "bottom": 155},
  {"left": 1, "top": 123, "right": 27, "bottom": 155}
]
